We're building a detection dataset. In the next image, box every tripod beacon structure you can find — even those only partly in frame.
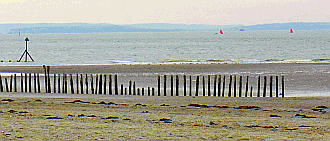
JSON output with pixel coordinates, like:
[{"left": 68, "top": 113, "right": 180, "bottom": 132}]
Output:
[{"left": 18, "top": 37, "right": 34, "bottom": 62}]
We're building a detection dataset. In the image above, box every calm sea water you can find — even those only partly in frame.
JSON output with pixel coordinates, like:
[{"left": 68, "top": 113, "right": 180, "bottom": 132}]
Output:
[{"left": 0, "top": 30, "right": 329, "bottom": 65}]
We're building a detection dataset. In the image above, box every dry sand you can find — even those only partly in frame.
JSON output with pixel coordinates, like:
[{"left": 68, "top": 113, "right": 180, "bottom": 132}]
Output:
[{"left": 0, "top": 93, "right": 329, "bottom": 140}]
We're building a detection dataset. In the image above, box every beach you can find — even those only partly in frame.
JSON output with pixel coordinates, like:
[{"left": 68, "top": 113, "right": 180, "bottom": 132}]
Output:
[
  {"left": 1, "top": 93, "right": 329, "bottom": 140},
  {"left": 0, "top": 63, "right": 329, "bottom": 140}
]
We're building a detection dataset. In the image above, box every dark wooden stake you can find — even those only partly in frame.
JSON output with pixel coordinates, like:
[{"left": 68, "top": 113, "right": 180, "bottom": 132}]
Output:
[
  {"left": 14, "top": 74, "right": 17, "bottom": 92},
  {"left": 129, "top": 80, "right": 132, "bottom": 95},
  {"left": 95, "top": 74, "right": 98, "bottom": 94},
  {"left": 109, "top": 74, "right": 112, "bottom": 95},
  {"left": 184, "top": 75, "right": 187, "bottom": 96},
  {"left": 208, "top": 75, "right": 211, "bottom": 96},
  {"left": 5, "top": 78, "right": 8, "bottom": 92},
  {"left": 276, "top": 76, "right": 279, "bottom": 97},
  {"left": 257, "top": 76, "right": 260, "bottom": 97},
  {"left": 115, "top": 74, "right": 118, "bottom": 95},
  {"left": 47, "top": 66, "right": 51, "bottom": 93},
  {"left": 85, "top": 74, "right": 88, "bottom": 94},
  {"left": 53, "top": 74, "right": 56, "bottom": 93},
  {"left": 133, "top": 81, "right": 136, "bottom": 95},
  {"left": 218, "top": 75, "right": 221, "bottom": 97},
  {"left": 38, "top": 73, "right": 41, "bottom": 93},
  {"left": 103, "top": 74, "right": 107, "bottom": 94},
  {"left": 148, "top": 86, "right": 150, "bottom": 96},
  {"left": 195, "top": 75, "right": 199, "bottom": 96},
  {"left": 270, "top": 76, "right": 273, "bottom": 97},
  {"left": 29, "top": 73, "right": 31, "bottom": 93},
  {"left": 80, "top": 74, "right": 84, "bottom": 94},
  {"left": 20, "top": 73, "right": 23, "bottom": 92},
  {"left": 121, "top": 84, "right": 124, "bottom": 95},
  {"left": 176, "top": 75, "right": 179, "bottom": 96},
  {"left": 91, "top": 74, "right": 94, "bottom": 94},
  {"left": 99, "top": 74, "right": 103, "bottom": 94},
  {"left": 222, "top": 75, "right": 225, "bottom": 97},
  {"left": 202, "top": 75, "right": 205, "bottom": 96},
  {"left": 171, "top": 75, "right": 173, "bottom": 96},
  {"left": 43, "top": 65, "right": 47, "bottom": 93},
  {"left": 233, "top": 75, "right": 237, "bottom": 97},
  {"left": 76, "top": 74, "right": 79, "bottom": 94},
  {"left": 158, "top": 75, "right": 161, "bottom": 96},
  {"left": 245, "top": 76, "right": 249, "bottom": 97},
  {"left": 282, "top": 76, "right": 285, "bottom": 97},
  {"left": 263, "top": 76, "right": 267, "bottom": 97},
  {"left": 164, "top": 75, "right": 167, "bottom": 96},
  {"left": 213, "top": 75, "right": 217, "bottom": 97},
  {"left": 70, "top": 74, "right": 74, "bottom": 94},
  {"left": 250, "top": 86, "right": 253, "bottom": 97},
  {"left": 25, "top": 73, "right": 27, "bottom": 93},
  {"left": 189, "top": 75, "right": 192, "bottom": 96},
  {"left": 239, "top": 75, "right": 242, "bottom": 97}
]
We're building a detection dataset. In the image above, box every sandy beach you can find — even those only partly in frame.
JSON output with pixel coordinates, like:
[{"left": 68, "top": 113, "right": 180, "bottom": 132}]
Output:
[
  {"left": 1, "top": 93, "right": 329, "bottom": 140},
  {"left": 0, "top": 63, "right": 329, "bottom": 140}
]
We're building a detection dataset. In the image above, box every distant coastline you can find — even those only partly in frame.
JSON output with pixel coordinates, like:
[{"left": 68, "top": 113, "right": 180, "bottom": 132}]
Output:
[{"left": 1, "top": 22, "right": 330, "bottom": 34}]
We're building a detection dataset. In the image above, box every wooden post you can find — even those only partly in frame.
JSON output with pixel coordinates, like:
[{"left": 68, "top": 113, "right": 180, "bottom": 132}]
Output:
[
  {"left": 195, "top": 75, "right": 199, "bottom": 96},
  {"left": 129, "top": 80, "right": 132, "bottom": 95},
  {"left": 202, "top": 75, "right": 205, "bottom": 96},
  {"left": 152, "top": 87, "right": 155, "bottom": 96},
  {"left": 38, "top": 73, "right": 41, "bottom": 93},
  {"left": 189, "top": 75, "right": 192, "bottom": 96},
  {"left": 257, "top": 76, "right": 260, "bottom": 97},
  {"left": 158, "top": 75, "right": 161, "bottom": 96},
  {"left": 99, "top": 74, "right": 102, "bottom": 94},
  {"left": 228, "top": 75, "right": 232, "bottom": 97},
  {"left": 65, "top": 74, "right": 68, "bottom": 94},
  {"left": 233, "top": 75, "right": 237, "bottom": 97},
  {"left": 171, "top": 75, "right": 173, "bottom": 96},
  {"left": 176, "top": 75, "right": 179, "bottom": 96},
  {"left": 80, "top": 74, "right": 84, "bottom": 94},
  {"left": 47, "top": 66, "right": 51, "bottom": 93},
  {"left": 184, "top": 75, "right": 186, "bottom": 96},
  {"left": 263, "top": 76, "right": 267, "bottom": 97},
  {"left": 43, "top": 65, "right": 47, "bottom": 93},
  {"left": 137, "top": 88, "right": 140, "bottom": 96},
  {"left": 57, "top": 74, "right": 60, "bottom": 93},
  {"left": 142, "top": 87, "right": 144, "bottom": 96},
  {"left": 250, "top": 86, "right": 253, "bottom": 97},
  {"left": 276, "top": 76, "right": 279, "bottom": 97},
  {"left": 282, "top": 76, "right": 285, "bottom": 97},
  {"left": 70, "top": 74, "right": 74, "bottom": 94},
  {"left": 95, "top": 74, "right": 98, "bottom": 94},
  {"left": 62, "top": 74, "right": 65, "bottom": 93},
  {"left": 85, "top": 74, "right": 88, "bottom": 94},
  {"left": 239, "top": 75, "right": 242, "bottom": 97},
  {"left": 115, "top": 74, "right": 118, "bottom": 95},
  {"left": 20, "top": 73, "right": 23, "bottom": 92},
  {"left": 14, "top": 74, "right": 17, "bottom": 92},
  {"left": 164, "top": 75, "right": 167, "bottom": 96},
  {"left": 218, "top": 75, "right": 221, "bottom": 97},
  {"left": 103, "top": 74, "right": 107, "bottom": 94},
  {"left": 10, "top": 75, "right": 12, "bottom": 92},
  {"left": 76, "top": 74, "right": 79, "bottom": 94},
  {"left": 53, "top": 74, "right": 56, "bottom": 93},
  {"left": 5, "top": 78, "right": 8, "bottom": 92},
  {"left": 0, "top": 75, "right": 3, "bottom": 92},
  {"left": 25, "top": 73, "right": 27, "bottom": 93},
  {"left": 109, "top": 74, "right": 112, "bottom": 95},
  {"left": 29, "top": 73, "right": 31, "bottom": 93},
  {"left": 91, "top": 74, "right": 94, "bottom": 94},
  {"left": 208, "top": 75, "right": 211, "bottom": 96},
  {"left": 270, "top": 76, "right": 273, "bottom": 97},
  {"left": 245, "top": 76, "right": 249, "bottom": 97},
  {"left": 121, "top": 84, "right": 124, "bottom": 95},
  {"left": 125, "top": 87, "right": 127, "bottom": 95},
  {"left": 222, "top": 75, "right": 225, "bottom": 97},
  {"left": 213, "top": 75, "right": 217, "bottom": 97},
  {"left": 148, "top": 86, "right": 150, "bottom": 96},
  {"left": 133, "top": 81, "right": 136, "bottom": 95}
]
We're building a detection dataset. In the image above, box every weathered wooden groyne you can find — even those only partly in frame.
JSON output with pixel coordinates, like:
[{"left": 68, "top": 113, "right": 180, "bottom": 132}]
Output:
[{"left": 0, "top": 65, "right": 285, "bottom": 97}]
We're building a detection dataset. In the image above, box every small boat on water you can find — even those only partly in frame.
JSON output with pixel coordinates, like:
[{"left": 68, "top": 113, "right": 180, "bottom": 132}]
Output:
[
  {"left": 239, "top": 28, "right": 244, "bottom": 31},
  {"left": 290, "top": 28, "right": 293, "bottom": 33},
  {"left": 220, "top": 29, "right": 223, "bottom": 34}
]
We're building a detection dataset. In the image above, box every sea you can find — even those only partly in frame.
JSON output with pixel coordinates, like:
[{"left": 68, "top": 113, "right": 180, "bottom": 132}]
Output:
[{"left": 0, "top": 30, "right": 329, "bottom": 65}]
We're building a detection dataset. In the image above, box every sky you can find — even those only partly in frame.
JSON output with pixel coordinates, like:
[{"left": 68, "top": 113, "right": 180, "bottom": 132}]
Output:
[{"left": 0, "top": 0, "right": 329, "bottom": 25}]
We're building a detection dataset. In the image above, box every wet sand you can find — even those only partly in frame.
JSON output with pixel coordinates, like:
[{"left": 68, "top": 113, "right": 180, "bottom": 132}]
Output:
[
  {"left": 1, "top": 63, "right": 329, "bottom": 96},
  {"left": 0, "top": 93, "right": 329, "bottom": 140}
]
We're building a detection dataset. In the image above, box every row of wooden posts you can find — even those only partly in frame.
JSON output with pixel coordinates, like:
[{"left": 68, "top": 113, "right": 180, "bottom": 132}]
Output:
[{"left": 0, "top": 65, "right": 284, "bottom": 97}]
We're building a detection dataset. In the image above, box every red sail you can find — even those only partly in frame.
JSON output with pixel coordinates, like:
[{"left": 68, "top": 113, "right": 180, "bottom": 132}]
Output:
[
  {"left": 290, "top": 29, "right": 293, "bottom": 33},
  {"left": 220, "top": 30, "right": 223, "bottom": 34}
]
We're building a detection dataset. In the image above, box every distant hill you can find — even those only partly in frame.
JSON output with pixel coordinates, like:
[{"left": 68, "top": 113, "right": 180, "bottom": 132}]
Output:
[
  {"left": 1, "top": 22, "right": 330, "bottom": 34},
  {"left": 236, "top": 22, "right": 330, "bottom": 31}
]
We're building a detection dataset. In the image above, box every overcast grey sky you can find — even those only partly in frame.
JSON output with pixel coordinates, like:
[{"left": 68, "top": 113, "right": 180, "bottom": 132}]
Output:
[{"left": 1, "top": 0, "right": 329, "bottom": 25}]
